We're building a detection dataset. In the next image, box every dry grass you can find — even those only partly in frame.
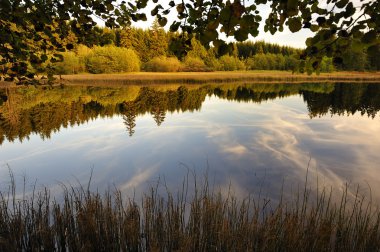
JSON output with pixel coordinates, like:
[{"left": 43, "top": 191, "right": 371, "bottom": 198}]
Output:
[
  {"left": 0, "top": 172, "right": 379, "bottom": 251},
  {"left": 47, "top": 71, "right": 380, "bottom": 86},
  {"left": 1, "top": 71, "right": 380, "bottom": 88}
]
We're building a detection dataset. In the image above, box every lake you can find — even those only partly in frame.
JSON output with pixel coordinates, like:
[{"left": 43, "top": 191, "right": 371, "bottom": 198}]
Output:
[{"left": 1, "top": 83, "right": 379, "bottom": 202}]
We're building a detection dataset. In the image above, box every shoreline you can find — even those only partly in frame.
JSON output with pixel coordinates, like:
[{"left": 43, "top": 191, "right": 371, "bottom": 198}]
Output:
[{"left": 1, "top": 71, "right": 380, "bottom": 87}]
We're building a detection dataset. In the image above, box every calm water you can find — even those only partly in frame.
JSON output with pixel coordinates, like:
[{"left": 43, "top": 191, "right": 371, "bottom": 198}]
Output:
[{"left": 0, "top": 83, "right": 379, "bottom": 201}]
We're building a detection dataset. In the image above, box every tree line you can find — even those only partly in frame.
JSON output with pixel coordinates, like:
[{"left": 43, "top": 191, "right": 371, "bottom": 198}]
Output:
[
  {"left": 43, "top": 22, "right": 379, "bottom": 76},
  {"left": 1, "top": 0, "right": 378, "bottom": 83},
  {"left": 1, "top": 83, "right": 380, "bottom": 144}
]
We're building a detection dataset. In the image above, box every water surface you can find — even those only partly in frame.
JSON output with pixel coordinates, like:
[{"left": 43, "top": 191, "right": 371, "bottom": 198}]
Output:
[{"left": 0, "top": 83, "right": 379, "bottom": 201}]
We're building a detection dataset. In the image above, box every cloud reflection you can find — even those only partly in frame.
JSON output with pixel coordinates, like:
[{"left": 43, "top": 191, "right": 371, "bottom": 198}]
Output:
[
  {"left": 197, "top": 97, "right": 380, "bottom": 201},
  {"left": 1, "top": 94, "right": 380, "bottom": 204}
]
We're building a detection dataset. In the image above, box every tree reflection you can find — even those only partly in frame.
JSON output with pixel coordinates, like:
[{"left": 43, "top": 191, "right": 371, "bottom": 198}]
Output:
[
  {"left": 122, "top": 101, "right": 137, "bottom": 137},
  {"left": 0, "top": 83, "right": 379, "bottom": 144}
]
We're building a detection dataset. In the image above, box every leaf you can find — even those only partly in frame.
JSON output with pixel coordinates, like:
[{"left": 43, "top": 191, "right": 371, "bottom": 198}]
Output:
[
  {"left": 367, "top": 45, "right": 379, "bottom": 55},
  {"left": 234, "top": 29, "right": 249, "bottom": 42},
  {"left": 316, "top": 17, "right": 326, "bottom": 26},
  {"left": 66, "top": 43, "right": 74, "bottom": 50},
  {"left": 336, "top": 0, "right": 349, "bottom": 9},
  {"left": 206, "top": 20, "right": 219, "bottom": 30},
  {"left": 158, "top": 17, "right": 167, "bottom": 27},
  {"left": 361, "top": 30, "right": 377, "bottom": 44},
  {"left": 137, "top": 13, "right": 147, "bottom": 21},
  {"left": 151, "top": 5, "right": 162, "bottom": 16},
  {"left": 288, "top": 17, "right": 302, "bottom": 33},
  {"left": 169, "top": 22, "right": 180, "bottom": 32},
  {"left": 310, "top": 24, "right": 319, "bottom": 32},
  {"left": 344, "top": 2, "right": 354, "bottom": 18},
  {"left": 333, "top": 57, "right": 343, "bottom": 65},
  {"left": 176, "top": 3, "right": 185, "bottom": 14}
]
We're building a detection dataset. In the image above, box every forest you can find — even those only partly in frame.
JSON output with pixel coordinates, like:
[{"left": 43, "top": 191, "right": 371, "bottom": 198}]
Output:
[{"left": 29, "top": 21, "right": 380, "bottom": 77}]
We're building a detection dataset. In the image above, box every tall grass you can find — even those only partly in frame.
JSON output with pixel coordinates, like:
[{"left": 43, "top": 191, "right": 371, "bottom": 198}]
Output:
[
  {"left": 56, "top": 71, "right": 380, "bottom": 87},
  {"left": 0, "top": 173, "right": 379, "bottom": 251}
]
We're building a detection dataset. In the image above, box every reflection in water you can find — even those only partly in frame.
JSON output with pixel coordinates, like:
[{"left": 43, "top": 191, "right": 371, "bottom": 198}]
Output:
[
  {"left": 0, "top": 83, "right": 380, "bottom": 202},
  {"left": 1, "top": 83, "right": 379, "bottom": 143}
]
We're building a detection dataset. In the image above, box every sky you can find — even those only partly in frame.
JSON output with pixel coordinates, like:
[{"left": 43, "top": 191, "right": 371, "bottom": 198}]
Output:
[
  {"left": 127, "top": 0, "right": 368, "bottom": 49},
  {"left": 130, "top": 2, "right": 315, "bottom": 49}
]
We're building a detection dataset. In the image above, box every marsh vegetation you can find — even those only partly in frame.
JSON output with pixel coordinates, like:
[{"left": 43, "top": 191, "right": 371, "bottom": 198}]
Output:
[{"left": 0, "top": 173, "right": 379, "bottom": 251}]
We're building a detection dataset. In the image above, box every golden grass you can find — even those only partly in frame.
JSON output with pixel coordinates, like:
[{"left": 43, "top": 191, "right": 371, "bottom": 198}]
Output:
[
  {"left": 58, "top": 71, "right": 380, "bottom": 86},
  {"left": 1, "top": 71, "right": 380, "bottom": 88},
  {"left": 1, "top": 172, "right": 379, "bottom": 251}
]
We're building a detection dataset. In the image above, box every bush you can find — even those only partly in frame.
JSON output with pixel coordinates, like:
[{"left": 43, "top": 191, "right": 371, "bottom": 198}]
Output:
[
  {"left": 86, "top": 46, "right": 140, "bottom": 74},
  {"left": 76, "top": 45, "right": 92, "bottom": 72},
  {"left": 143, "top": 56, "right": 182, "bottom": 72},
  {"left": 320, "top": 57, "right": 335, "bottom": 73},
  {"left": 53, "top": 52, "right": 84, "bottom": 75},
  {"left": 182, "top": 56, "right": 209, "bottom": 72},
  {"left": 217, "top": 55, "right": 245, "bottom": 71}
]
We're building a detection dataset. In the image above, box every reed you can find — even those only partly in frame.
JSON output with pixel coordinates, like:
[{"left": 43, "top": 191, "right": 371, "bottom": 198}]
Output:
[
  {"left": 57, "top": 71, "right": 380, "bottom": 86},
  {"left": 0, "top": 172, "right": 379, "bottom": 251}
]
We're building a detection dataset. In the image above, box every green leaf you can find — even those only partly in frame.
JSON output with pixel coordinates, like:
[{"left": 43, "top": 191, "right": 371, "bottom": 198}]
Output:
[
  {"left": 234, "top": 29, "right": 249, "bottom": 42},
  {"left": 361, "top": 30, "right": 377, "bottom": 44},
  {"left": 310, "top": 24, "right": 319, "bottom": 32},
  {"left": 344, "top": 2, "right": 354, "bottom": 18},
  {"left": 336, "top": 0, "right": 349, "bottom": 9},
  {"left": 158, "top": 17, "right": 167, "bottom": 27},
  {"left": 288, "top": 17, "right": 302, "bottom": 33},
  {"left": 169, "top": 22, "right": 180, "bottom": 32}
]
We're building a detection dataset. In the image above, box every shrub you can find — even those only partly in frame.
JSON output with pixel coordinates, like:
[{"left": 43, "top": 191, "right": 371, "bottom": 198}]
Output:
[
  {"left": 182, "top": 56, "right": 209, "bottom": 72},
  {"left": 86, "top": 46, "right": 140, "bottom": 74},
  {"left": 53, "top": 52, "right": 84, "bottom": 75},
  {"left": 76, "top": 45, "right": 92, "bottom": 72},
  {"left": 217, "top": 55, "right": 245, "bottom": 71},
  {"left": 143, "top": 56, "right": 182, "bottom": 72}
]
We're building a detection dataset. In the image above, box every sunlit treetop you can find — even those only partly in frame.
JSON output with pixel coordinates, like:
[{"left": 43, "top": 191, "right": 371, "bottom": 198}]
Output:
[{"left": 0, "top": 0, "right": 379, "bottom": 83}]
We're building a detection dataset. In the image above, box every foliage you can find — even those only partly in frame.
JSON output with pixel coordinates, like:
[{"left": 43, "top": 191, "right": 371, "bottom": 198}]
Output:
[
  {"left": 53, "top": 52, "right": 85, "bottom": 75},
  {"left": 86, "top": 46, "right": 140, "bottom": 74},
  {"left": 319, "top": 57, "right": 335, "bottom": 73},
  {"left": 1, "top": 0, "right": 379, "bottom": 82},
  {"left": 142, "top": 0, "right": 380, "bottom": 73},
  {"left": 0, "top": 0, "right": 143, "bottom": 83},
  {"left": 182, "top": 56, "right": 209, "bottom": 72},
  {"left": 217, "top": 55, "right": 246, "bottom": 71},
  {"left": 237, "top": 41, "right": 301, "bottom": 58},
  {"left": 143, "top": 56, "right": 182, "bottom": 72},
  {"left": 119, "top": 26, "right": 169, "bottom": 62}
]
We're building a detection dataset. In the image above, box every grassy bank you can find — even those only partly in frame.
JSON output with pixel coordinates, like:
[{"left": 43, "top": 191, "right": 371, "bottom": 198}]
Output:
[
  {"left": 0, "top": 176, "right": 379, "bottom": 251},
  {"left": 59, "top": 71, "right": 380, "bottom": 86},
  {"left": 1, "top": 71, "right": 380, "bottom": 88}
]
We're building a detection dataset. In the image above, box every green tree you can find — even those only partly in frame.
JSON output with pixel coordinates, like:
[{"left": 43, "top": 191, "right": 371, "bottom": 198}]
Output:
[
  {"left": 0, "top": 0, "right": 145, "bottom": 83},
  {"left": 148, "top": 19, "right": 169, "bottom": 59},
  {"left": 86, "top": 46, "right": 140, "bottom": 74},
  {"left": 218, "top": 55, "right": 245, "bottom": 71},
  {"left": 1, "top": 0, "right": 379, "bottom": 82},
  {"left": 53, "top": 52, "right": 84, "bottom": 75}
]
